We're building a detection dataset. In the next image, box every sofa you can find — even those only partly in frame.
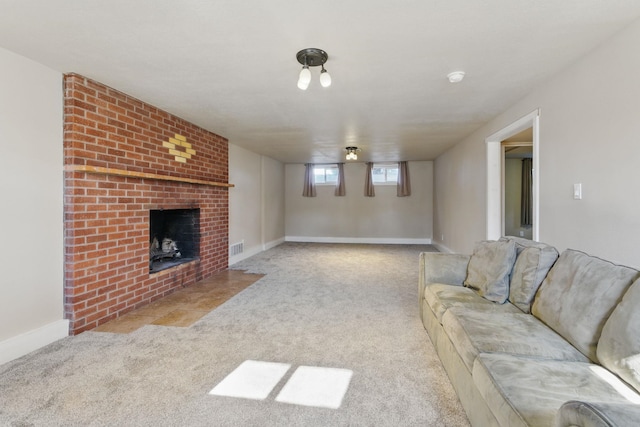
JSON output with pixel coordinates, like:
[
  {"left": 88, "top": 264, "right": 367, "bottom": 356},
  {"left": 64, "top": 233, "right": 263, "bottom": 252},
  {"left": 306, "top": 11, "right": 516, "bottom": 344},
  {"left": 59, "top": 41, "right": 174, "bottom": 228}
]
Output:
[{"left": 419, "top": 236, "right": 640, "bottom": 426}]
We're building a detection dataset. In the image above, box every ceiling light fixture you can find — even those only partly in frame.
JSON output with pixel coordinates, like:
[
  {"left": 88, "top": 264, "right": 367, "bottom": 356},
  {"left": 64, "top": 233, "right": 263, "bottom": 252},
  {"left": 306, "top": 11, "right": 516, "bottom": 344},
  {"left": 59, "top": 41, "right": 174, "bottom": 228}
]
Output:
[
  {"left": 345, "top": 146, "right": 359, "bottom": 160},
  {"left": 447, "top": 71, "right": 465, "bottom": 83},
  {"left": 297, "top": 48, "right": 331, "bottom": 90}
]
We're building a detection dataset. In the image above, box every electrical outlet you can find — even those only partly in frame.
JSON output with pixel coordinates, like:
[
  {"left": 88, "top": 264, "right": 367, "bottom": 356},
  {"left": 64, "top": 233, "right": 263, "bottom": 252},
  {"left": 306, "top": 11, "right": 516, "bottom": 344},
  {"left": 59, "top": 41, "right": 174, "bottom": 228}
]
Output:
[
  {"left": 519, "top": 231, "right": 524, "bottom": 237},
  {"left": 441, "top": 234, "right": 444, "bottom": 241}
]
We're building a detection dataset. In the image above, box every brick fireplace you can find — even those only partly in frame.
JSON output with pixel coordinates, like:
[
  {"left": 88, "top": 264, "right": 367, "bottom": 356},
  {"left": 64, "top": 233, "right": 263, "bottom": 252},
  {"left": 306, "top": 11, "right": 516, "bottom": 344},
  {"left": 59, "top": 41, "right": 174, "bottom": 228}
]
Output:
[{"left": 64, "top": 74, "right": 230, "bottom": 334}]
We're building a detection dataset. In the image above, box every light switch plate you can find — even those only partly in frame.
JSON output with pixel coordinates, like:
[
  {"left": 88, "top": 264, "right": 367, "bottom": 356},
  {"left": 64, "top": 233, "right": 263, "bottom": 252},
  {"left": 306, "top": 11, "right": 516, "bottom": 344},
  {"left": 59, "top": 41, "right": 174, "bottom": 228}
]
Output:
[{"left": 573, "top": 183, "right": 582, "bottom": 200}]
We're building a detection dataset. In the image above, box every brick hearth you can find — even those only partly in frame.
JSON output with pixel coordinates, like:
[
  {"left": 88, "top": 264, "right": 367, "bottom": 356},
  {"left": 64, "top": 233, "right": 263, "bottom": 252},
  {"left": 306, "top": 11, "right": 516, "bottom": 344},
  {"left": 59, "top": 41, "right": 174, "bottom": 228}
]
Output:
[{"left": 63, "top": 74, "right": 230, "bottom": 334}]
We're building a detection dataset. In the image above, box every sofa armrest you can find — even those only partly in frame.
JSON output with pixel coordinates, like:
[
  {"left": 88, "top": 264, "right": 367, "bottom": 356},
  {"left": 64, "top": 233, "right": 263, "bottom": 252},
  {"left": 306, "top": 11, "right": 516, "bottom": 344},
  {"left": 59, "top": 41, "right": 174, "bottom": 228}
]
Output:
[
  {"left": 555, "top": 400, "right": 640, "bottom": 427},
  {"left": 419, "top": 252, "right": 470, "bottom": 286},
  {"left": 419, "top": 253, "right": 470, "bottom": 316}
]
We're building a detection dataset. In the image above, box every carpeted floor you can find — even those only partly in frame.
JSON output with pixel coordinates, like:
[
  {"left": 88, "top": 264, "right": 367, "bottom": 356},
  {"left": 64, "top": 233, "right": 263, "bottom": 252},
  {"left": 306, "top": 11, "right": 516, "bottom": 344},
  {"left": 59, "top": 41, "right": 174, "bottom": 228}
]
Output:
[{"left": 0, "top": 243, "right": 470, "bottom": 426}]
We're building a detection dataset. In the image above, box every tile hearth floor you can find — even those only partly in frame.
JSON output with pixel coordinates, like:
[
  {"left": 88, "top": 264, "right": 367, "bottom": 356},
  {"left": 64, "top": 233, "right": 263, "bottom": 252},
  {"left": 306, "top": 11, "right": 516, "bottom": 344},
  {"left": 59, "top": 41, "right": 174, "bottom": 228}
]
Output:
[{"left": 93, "top": 270, "right": 264, "bottom": 334}]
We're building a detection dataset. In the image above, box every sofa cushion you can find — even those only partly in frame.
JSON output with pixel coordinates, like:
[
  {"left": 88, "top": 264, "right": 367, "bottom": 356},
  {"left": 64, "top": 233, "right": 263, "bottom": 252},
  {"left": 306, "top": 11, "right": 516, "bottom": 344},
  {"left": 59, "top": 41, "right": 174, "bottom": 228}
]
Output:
[
  {"left": 597, "top": 277, "right": 640, "bottom": 394},
  {"left": 464, "top": 239, "right": 516, "bottom": 303},
  {"left": 442, "top": 309, "right": 588, "bottom": 373},
  {"left": 473, "top": 353, "right": 640, "bottom": 427},
  {"left": 423, "top": 283, "right": 521, "bottom": 323},
  {"left": 532, "top": 249, "right": 639, "bottom": 362},
  {"left": 501, "top": 236, "right": 559, "bottom": 313}
]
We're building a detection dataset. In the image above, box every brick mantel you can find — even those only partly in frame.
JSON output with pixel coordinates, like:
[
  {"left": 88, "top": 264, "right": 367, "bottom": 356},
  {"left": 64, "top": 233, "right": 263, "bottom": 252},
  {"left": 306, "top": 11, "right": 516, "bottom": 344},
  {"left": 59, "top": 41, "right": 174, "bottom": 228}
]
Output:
[{"left": 64, "top": 74, "right": 230, "bottom": 334}]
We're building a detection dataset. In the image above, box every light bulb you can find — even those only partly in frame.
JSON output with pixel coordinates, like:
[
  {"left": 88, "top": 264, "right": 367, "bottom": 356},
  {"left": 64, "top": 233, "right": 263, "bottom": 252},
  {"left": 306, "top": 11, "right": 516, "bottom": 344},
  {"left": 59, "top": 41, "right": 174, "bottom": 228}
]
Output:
[
  {"left": 298, "top": 66, "right": 311, "bottom": 90},
  {"left": 320, "top": 68, "right": 332, "bottom": 88},
  {"left": 297, "top": 79, "right": 310, "bottom": 90}
]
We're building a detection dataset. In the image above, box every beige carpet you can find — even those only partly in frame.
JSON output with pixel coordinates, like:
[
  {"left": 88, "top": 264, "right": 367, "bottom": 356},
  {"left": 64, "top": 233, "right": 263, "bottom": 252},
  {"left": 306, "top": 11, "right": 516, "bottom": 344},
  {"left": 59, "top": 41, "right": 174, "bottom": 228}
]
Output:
[{"left": 0, "top": 243, "right": 470, "bottom": 426}]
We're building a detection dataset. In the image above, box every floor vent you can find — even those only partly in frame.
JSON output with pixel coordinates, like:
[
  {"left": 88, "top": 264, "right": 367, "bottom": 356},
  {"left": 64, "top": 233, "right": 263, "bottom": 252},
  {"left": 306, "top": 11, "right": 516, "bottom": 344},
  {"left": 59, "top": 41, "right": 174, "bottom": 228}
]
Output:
[{"left": 229, "top": 241, "right": 244, "bottom": 257}]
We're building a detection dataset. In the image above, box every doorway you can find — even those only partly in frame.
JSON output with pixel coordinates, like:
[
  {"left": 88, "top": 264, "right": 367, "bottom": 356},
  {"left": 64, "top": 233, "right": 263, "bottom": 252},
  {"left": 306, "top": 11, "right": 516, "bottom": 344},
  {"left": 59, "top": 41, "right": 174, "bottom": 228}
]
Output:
[
  {"left": 486, "top": 110, "right": 540, "bottom": 241},
  {"left": 503, "top": 140, "right": 533, "bottom": 239}
]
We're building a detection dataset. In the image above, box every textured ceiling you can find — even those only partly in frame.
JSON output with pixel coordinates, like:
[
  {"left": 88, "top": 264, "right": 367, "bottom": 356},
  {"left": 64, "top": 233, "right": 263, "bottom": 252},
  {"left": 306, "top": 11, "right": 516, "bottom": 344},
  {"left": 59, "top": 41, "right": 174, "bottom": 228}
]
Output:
[{"left": 1, "top": 1, "right": 639, "bottom": 163}]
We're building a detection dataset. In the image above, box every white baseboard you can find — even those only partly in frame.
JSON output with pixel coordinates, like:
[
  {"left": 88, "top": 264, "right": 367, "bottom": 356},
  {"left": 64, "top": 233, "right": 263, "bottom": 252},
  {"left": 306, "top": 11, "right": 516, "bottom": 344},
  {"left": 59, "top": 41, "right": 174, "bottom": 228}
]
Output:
[
  {"left": 263, "top": 237, "right": 285, "bottom": 251},
  {"left": 229, "top": 245, "right": 262, "bottom": 266},
  {"left": 432, "top": 242, "right": 454, "bottom": 253},
  {"left": 285, "top": 236, "right": 432, "bottom": 245},
  {"left": 0, "top": 319, "right": 69, "bottom": 366}
]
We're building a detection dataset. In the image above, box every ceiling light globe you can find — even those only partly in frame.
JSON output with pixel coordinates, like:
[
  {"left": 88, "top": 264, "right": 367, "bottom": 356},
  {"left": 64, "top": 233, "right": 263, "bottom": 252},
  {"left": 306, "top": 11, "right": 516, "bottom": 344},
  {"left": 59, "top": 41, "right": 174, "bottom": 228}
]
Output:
[
  {"left": 297, "top": 79, "right": 310, "bottom": 90},
  {"left": 320, "top": 70, "right": 332, "bottom": 88},
  {"left": 298, "top": 67, "right": 311, "bottom": 85}
]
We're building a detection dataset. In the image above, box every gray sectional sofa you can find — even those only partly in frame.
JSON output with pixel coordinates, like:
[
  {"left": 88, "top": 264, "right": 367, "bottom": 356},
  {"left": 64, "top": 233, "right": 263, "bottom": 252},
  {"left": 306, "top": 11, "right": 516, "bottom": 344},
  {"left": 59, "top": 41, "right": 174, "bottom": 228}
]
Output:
[{"left": 419, "top": 236, "right": 640, "bottom": 426}]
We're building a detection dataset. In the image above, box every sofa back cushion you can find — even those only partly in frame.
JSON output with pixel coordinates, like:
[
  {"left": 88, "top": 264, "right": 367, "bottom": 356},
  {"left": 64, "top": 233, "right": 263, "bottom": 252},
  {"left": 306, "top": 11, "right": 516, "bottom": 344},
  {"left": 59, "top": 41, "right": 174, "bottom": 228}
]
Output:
[
  {"left": 501, "top": 236, "right": 559, "bottom": 313},
  {"left": 464, "top": 240, "right": 516, "bottom": 304},
  {"left": 532, "top": 249, "right": 639, "bottom": 362},
  {"left": 597, "top": 277, "right": 640, "bottom": 393}
]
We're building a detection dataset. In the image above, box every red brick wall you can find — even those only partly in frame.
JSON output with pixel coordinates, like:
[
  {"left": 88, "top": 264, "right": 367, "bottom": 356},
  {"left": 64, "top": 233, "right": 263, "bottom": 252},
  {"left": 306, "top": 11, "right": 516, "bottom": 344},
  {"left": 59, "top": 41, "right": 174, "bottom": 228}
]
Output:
[{"left": 64, "top": 73, "right": 229, "bottom": 334}]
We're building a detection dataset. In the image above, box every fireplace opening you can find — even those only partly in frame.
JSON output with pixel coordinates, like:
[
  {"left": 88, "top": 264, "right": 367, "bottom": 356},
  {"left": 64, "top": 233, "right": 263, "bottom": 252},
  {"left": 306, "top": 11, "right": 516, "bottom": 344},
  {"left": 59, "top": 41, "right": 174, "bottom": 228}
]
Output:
[{"left": 149, "top": 208, "right": 200, "bottom": 273}]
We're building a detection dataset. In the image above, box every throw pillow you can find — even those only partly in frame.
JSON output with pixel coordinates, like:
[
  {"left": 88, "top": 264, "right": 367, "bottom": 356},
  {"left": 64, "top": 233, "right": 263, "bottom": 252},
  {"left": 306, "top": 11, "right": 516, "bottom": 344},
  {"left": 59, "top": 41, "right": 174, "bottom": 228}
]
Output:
[
  {"left": 464, "top": 240, "right": 517, "bottom": 304},
  {"left": 597, "top": 277, "right": 640, "bottom": 394},
  {"left": 500, "top": 237, "right": 559, "bottom": 313}
]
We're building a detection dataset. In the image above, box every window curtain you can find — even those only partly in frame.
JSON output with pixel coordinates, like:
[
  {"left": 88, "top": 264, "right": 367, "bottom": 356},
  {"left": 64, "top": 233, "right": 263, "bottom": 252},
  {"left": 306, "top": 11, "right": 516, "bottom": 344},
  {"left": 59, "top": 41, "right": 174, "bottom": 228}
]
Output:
[
  {"left": 335, "top": 163, "right": 346, "bottom": 196},
  {"left": 364, "top": 162, "right": 375, "bottom": 197},
  {"left": 303, "top": 163, "right": 316, "bottom": 197},
  {"left": 397, "top": 161, "right": 411, "bottom": 197},
  {"left": 521, "top": 158, "right": 532, "bottom": 226}
]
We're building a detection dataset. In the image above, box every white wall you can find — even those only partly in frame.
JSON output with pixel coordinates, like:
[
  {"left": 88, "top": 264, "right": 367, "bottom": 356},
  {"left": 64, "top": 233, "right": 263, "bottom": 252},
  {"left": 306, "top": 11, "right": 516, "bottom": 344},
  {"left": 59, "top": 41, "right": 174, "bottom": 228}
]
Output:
[
  {"left": 285, "top": 161, "right": 433, "bottom": 243},
  {"left": 433, "top": 18, "right": 640, "bottom": 267},
  {"left": 0, "top": 47, "right": 68, "bottom": 364},
  {"left": 229, "top": 144, "right": 285, "bottom": 264},
  {"left": 262, "top": 155, "right": 286, "bottom": 246}
]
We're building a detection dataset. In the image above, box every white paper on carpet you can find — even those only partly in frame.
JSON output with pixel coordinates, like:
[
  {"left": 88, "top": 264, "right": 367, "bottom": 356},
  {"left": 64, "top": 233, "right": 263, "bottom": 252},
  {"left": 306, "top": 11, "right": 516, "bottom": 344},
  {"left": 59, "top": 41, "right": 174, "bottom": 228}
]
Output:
[
  {"left": 208, "top": 360, "right": 291, "bottom": 400},
  {"left": 275, "top": 365, "right": 353, "bottom": 409}
]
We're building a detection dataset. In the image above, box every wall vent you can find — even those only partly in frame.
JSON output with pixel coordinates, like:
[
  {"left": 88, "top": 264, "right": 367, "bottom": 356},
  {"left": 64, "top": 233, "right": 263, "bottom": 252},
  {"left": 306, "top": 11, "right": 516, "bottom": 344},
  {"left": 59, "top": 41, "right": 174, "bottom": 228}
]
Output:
[{"left": 229, "top": 241, "right": 244, "bottom": 257}]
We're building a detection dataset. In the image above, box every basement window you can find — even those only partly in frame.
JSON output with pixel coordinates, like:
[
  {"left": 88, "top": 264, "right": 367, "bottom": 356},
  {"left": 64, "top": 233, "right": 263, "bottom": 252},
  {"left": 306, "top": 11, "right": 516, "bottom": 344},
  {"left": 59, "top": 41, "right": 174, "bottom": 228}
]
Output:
[
  {"left": 372, "top": 163, "right": 398, "bottom": 185},
  {"left": 314, "top": 165, "right": 339, "bottom": 185}
]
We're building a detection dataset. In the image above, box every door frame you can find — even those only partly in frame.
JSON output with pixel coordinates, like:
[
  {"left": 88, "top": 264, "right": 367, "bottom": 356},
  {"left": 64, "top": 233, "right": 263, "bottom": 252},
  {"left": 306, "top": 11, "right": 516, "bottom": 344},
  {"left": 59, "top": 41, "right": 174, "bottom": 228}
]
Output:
[{"left": 486, "top": 109, "right": 540, "bottom": 241}]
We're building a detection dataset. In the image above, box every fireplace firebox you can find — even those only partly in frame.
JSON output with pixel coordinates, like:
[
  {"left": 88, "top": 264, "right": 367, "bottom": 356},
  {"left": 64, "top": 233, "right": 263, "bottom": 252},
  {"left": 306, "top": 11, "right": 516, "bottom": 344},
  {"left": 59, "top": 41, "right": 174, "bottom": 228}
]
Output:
[{"left": 149, "top": 208, "right": 200, "bottom": 273}]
